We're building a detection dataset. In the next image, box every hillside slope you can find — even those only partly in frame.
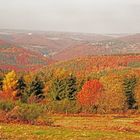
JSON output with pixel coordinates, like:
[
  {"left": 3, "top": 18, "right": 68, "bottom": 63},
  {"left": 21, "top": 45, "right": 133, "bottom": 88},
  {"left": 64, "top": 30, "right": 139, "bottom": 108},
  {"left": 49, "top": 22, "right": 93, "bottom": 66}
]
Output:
[
  {"left": 0, "top": 39, "right": 53, "bottom": 71},
  {"left": 53, "top": 44, "right": 140, "bottom": 61},
  {"left": 0, "top": 30, "right": 114, "bottom": 57},
  {"left": 45, "top": 54, "right": 140, "bottom": 76}
]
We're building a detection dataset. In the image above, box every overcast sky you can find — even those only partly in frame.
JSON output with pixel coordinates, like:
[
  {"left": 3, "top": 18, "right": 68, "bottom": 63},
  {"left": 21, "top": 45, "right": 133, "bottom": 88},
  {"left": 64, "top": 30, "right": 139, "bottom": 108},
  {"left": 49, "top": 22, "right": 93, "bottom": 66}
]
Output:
[{"left": 0, "top": 0, "right": 140, "bottom": 33}]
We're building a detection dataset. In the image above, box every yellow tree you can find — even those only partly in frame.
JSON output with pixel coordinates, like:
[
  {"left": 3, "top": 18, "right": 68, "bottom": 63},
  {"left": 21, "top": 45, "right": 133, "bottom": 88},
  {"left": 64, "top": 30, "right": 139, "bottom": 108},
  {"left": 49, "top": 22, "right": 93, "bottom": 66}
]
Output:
[
  {"left": 3, "top": 71, "right": 18, "bottom": 98},
  {"left": 99, "top": 73, "right": 126, "bottom": 113},
  {"left": 24, "top": 72, "right": 34, "bottom": 84},
  {"left": 54, "top": 68, "right": 69, "bottom": 79}
]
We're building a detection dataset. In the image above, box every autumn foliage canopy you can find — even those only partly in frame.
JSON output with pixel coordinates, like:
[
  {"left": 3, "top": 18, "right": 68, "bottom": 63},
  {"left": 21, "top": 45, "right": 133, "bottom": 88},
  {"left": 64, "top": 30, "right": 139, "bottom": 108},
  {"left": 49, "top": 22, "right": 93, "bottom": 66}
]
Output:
[
  {"left": 2, "top": 71, "right": 18, "bottom": 99},
  {"left": 77, "top": 79, "right": 103, "bottom": 106}
]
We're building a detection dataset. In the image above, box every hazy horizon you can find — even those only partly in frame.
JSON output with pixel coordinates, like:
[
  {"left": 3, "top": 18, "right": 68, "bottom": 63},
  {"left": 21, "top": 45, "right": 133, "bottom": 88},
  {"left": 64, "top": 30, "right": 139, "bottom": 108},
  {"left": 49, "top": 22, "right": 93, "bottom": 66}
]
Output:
[{"left": 0, "top": 0, "right": 140, "bottom": 34}]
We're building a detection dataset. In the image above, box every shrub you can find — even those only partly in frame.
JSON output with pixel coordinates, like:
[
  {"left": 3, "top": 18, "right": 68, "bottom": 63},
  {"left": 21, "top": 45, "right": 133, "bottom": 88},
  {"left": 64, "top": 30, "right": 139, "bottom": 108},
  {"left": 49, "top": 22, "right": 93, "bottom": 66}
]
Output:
[
  {"left": 20, "top": 104, "right": 43, "bottom": 121},
  {"left": 46, "top": 99, "right": 81, "bottom": 114},
  {"left": 7, "top": 103, "right": 44, "bottom": 122},
  {"left": 0, "top": 101, "right": 54, "bottom": 125},
  {"left": 0, "top": 100, "right": 14, "bottom": 112},
  {"left": 20, "top": 92, "right": 29, "bottom": 103}
]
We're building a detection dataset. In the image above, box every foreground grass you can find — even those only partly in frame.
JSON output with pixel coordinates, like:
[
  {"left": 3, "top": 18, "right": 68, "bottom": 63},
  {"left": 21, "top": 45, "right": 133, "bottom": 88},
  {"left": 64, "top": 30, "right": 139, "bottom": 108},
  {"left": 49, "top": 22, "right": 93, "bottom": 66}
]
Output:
[{"left": 1, "top": 115, "right": 140, "bottom": 140}]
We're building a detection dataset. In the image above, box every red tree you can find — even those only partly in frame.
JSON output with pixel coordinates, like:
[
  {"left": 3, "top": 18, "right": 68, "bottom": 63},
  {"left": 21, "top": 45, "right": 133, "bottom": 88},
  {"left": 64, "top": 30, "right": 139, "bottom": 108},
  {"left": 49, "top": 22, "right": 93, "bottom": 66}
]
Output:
[{"left": 77, "top": 80, "right": 103, "bottom": 106}]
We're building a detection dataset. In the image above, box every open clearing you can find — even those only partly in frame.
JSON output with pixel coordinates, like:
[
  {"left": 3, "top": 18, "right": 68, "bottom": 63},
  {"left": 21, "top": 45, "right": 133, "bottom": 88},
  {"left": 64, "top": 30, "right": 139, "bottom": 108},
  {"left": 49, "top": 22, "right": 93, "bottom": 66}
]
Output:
[{"left": 1, "top": 115, "right": 140, "bottom": 140}]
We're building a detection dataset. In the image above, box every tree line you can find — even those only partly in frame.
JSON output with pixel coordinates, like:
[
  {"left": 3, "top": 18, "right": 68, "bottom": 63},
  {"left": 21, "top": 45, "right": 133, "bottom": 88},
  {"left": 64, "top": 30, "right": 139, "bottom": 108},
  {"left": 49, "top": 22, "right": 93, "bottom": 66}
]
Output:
[{"left": 0, "top": 68, "right": 140, "bottom": 113}]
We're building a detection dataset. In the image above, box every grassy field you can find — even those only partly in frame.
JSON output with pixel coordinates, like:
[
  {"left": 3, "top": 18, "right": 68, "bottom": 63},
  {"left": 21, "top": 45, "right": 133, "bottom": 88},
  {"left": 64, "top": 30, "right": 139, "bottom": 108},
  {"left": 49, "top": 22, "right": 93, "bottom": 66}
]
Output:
[{"left": 1, "top": 115, "right": 140, "bottom": 140}]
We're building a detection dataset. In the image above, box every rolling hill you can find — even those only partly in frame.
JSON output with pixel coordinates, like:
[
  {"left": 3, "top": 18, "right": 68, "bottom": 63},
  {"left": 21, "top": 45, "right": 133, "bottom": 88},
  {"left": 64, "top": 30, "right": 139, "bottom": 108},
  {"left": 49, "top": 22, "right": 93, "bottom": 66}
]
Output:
[
  {"left": 44, "top": 54, "right": 140, "bottom": 77},
  {"left": 0, "top": 29, "right": 114, "bottom": 57},
  {"left": 118, "top": 33, "right": 140, "bottom": 43},
  {"left": 0, "top": 39, "right": 53, "bottom": 71},
  {"left": 0, "top": 29, "right": 140, "bottom": 72},
  {"left": 53, "top": 43, "right": 140, "bottom": 61}
]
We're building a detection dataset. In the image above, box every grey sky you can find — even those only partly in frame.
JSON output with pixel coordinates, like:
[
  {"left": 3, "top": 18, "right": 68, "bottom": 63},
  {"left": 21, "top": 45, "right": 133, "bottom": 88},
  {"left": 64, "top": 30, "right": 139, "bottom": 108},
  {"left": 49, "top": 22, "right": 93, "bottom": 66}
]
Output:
[{"left": 0, "top": 0, "right": 140, "bottom": 33}]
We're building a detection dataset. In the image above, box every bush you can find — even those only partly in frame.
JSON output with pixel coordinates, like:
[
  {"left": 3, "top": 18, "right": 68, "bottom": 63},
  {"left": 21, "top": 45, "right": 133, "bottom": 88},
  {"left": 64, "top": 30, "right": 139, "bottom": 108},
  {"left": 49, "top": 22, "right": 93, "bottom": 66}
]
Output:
[
  {"left": 46, "top": 99, "right": 82, "bottom": 114},
  {"left": 19, "top": 104, "right": 44, "bottom": 121},
  {"left": 0, "top": 101, "right": 54, "bottom": 125},
  {"left": 7, "top": 103, "right": 44, "bottom": 122},
  {"left": 20, "top": 92, "right": 29, "bottom": 103},
  {"left": 0, "top": 100, "right": 14, "bottom": 112}
]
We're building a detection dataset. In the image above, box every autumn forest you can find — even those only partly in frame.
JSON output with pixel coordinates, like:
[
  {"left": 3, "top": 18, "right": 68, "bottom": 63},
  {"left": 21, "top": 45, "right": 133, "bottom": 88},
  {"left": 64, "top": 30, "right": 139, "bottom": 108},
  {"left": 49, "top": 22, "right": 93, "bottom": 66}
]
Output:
[{"left": 0, "top": 30, "right": 140, "bottom": 139}]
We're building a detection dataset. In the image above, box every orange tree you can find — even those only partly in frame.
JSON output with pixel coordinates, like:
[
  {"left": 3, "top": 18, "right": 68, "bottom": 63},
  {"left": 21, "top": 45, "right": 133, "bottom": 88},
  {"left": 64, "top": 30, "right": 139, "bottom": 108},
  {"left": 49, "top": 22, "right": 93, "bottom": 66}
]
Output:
[{"left": 76, "top": 79, "right": 103, "bottom": 107}]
